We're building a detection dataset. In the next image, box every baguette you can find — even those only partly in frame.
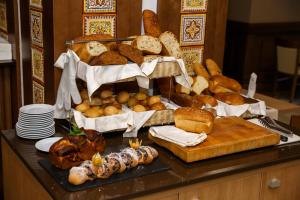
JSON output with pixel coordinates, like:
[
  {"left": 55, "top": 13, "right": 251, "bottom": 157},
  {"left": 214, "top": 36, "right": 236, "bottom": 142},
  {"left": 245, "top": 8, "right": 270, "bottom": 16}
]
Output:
[
  {"left": 143, "top": 10, "right": 162, "bottom": 37},
  {"left": 193, "top": 63, "right": 210, "bottom": 80},
  {"left": 132, "top": 35, "right": 162, "bottom": 54},
  {"left": 206, "top": 59, "right": 222, "bottom": 76},
  {"left": 214, "top": 92, "right": 245, "bottom": 105},
  {"left": 159, "top": 31, "right": 182, "bottom": 59},
  {"left": 209, "top": 75, "right": 242, "bottom": 94}
]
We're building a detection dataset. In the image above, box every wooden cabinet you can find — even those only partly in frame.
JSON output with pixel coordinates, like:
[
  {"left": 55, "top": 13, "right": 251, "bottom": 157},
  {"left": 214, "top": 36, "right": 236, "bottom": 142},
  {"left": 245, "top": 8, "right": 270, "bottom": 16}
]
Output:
[{"left": 261, "top": 161, "right": 300, "bottom": 200}]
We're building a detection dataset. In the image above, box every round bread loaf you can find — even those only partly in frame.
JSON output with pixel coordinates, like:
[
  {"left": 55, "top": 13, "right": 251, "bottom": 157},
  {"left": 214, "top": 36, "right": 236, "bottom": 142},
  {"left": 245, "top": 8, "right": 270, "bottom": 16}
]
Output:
[{"left": 174, "top": 107, "right": 214, "bottom": 134}]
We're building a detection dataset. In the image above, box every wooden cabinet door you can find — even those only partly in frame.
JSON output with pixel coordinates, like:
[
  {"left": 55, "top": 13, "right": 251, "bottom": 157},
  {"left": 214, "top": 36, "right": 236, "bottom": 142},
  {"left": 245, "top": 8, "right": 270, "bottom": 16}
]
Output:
[
  {"left": 261, "top": 161, "right": 300, "bottom": 200},
  {"left": 179, "top": 173, "right": 261, "bottom": 200}
]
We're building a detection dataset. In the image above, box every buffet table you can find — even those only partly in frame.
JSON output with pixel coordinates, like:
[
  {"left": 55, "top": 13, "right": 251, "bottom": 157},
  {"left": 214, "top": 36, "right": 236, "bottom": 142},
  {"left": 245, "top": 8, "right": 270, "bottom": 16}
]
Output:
[{"left": 2, "top": 124, "right": 300, "bottom": 200}]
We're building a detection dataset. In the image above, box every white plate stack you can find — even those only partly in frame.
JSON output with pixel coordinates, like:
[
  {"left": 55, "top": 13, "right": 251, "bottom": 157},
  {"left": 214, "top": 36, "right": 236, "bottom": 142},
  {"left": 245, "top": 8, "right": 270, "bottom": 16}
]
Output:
[{"left": 16, "top": 104, "right": 55, "bottom": 139}]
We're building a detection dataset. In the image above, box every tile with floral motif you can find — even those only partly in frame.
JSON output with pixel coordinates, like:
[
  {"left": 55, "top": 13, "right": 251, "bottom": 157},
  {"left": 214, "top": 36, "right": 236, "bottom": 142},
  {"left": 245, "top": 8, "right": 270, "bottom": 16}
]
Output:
[
  {"left": 83, "top": 0, "right": 116, "bottom": 13},
  {"left": 31, "top": 47, "right": 44, "bottom": 83},
  {"left": 30, "top": 10, "right": 43, "bottom": 47},
  {"left": 0, "top": 2, "right": 7, "bottom": 32},
  {"left": 182, "top": 46, "right": 204, "bottom": 73},
  {"left": 181, "top": 0, "right": 208, "bottom": 13},
  {"left": 32, "top": 81, "right": 44, "bottom": 104},
  {"left": 180, "top": 14, "right": 206, "bottom": 46},
  {"left": 83, "top": 14, "right": 116, "bottom": 37},
  {"left": 30, "top": 0, "right": 43, "bottom": 10}
]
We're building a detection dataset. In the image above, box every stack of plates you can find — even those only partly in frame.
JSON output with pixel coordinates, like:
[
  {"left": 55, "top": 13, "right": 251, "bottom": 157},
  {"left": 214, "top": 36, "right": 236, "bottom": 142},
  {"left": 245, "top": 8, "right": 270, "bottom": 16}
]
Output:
[{"left": 16, "top": 104, "right": 55, "bottom": 139}]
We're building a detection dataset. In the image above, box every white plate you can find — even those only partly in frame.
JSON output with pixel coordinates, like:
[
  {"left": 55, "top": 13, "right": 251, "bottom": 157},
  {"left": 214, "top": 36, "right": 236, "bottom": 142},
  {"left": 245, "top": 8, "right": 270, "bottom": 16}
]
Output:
[
  {"left": 17, "top": 131, "right": 55, "bottom": 140},
  {"left": 19, "top": 104, "right": 54, "bottom": 114},
  {"left": 35, "top": 137, "right": 62, "bottom": 152},
  {"left": 16, "top": 122, "right": 55, "bottom": 131}
]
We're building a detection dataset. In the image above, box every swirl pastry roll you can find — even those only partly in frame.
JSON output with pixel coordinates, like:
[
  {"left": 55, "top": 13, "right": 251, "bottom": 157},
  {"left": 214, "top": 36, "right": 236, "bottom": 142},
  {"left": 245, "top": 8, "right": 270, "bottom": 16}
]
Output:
[
  {"left": 107, "top": 153, "right": 126, "bottom": 173},
  {"left": 136, "top": 147, "right": 153, "bottom": 164},
  {"left": 68, "top": 166, "right": 93, "bottom": 185},
  {"left": 121, "top": 148, "right": 139, "bottom": 168}
]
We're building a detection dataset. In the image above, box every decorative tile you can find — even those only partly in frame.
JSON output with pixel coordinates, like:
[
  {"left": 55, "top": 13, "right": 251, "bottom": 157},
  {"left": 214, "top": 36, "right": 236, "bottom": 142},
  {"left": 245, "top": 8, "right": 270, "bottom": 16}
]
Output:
[
  {"left": 83, "top": 14, "right": 116, "bottom": 37},
  {"left": 0, "top": 2, "right": 7, "bottom": 32},
  {"left": 31, "top": 47, "right": 44, "bottom": 83},
  {"left": 30, "top": 10, "right": 43, "bottom": 47},
  {"left": 181, "top": 0, "right": 208, "bottom": 13},
  {"left": 32, "top": 81, "right": 44, "bottom": 104},
  {"left": 182, "top": 46, "right": 204, "bottom": 73},
  {"left": 30, "top": 0, "right": 43, "bottom": 10},
  {"left": 83, "top": 0, "right": 116, "bottom": 13},
  {"left": 180, "top": 14, "right": 206, "bottom": 46}
]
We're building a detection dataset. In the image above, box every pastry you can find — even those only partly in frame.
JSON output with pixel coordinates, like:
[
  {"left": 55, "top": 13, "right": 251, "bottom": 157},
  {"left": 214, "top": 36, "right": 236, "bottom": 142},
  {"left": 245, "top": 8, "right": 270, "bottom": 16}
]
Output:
[
  {"left": 147, "top": 95, "right": 161, "bottom": 105},
  {"left": 117, "top": 91, "right": 130, "bottom": 104},
  {"left": 84, "top": 108, "right": 103, "bottom": 118},
  {"left": 132, "top": 35, "right": 162, "bottom": 55},
  {"left": 127, "top": 97, "right": 138, "bottom": 107},
  {"left": 100, "top": 90, "right": 113, "bottom": 99},
  {"left": 90, "top": 51, "right": 128, "bottom": 66},
  {"left": 143, "top": 9, "right": 162, "bottom": 38},
  {"left": 209, "top": 75, "right": 242, "bottom": 94},
  {"left": 191, "top": 76, "right": 209, "bottom": 95},
  {"left": 192, "top": 95, "right": 218, "bottom": 107},
  {"left": 159, "top": 31, "right": 182, "bottom": 59},
  {"left": 193, "top": 63, "right": 210, "bottom": 80},
  {"left": 150, "top": 102, "right": 166, "bottom": 111},
  {"left": 135, "top": 92, "right": 148, "bottom": 101},
  {"left": 174, "top": 107, "right": 214, "bottom": 134},
  {"left": 206, "top": 59, "right": 222, "bottom": 76},
  {"left": 133, "top": 104, "right": 147, "bottom": 112},
  {"left": 75, "top": 103, "right": 90, "bottom": 113},
  {"left": 104, "top": 105, "right": 120, "bottom": 116},
  {"left": 118, "top": 44, "right": 144, "bottom": 65},
  {"left": 214, "top": 92, "right": 245, "bottom": 105}
]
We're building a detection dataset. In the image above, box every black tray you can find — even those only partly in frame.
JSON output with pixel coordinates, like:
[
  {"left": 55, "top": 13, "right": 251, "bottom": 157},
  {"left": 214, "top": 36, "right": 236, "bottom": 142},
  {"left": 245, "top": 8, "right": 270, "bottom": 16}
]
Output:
[{"left": 39, "top": 157, "right": 169, "bottom": 192}]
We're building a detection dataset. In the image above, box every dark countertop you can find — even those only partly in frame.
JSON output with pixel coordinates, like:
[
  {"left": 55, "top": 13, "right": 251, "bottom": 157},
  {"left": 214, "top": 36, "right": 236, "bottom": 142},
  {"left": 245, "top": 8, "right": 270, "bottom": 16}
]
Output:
[{"left": 2, "top": 124, "right": 300, "bottom": 200}]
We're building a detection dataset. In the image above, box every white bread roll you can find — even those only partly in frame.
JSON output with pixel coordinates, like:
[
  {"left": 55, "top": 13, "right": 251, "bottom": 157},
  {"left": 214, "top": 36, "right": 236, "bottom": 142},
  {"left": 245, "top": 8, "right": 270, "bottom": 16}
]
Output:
[
  {"left": 174, "top": 107, "right": 214, "bottom": 134},
  {"left": 132, "top": 35, "right": 162, "bottom": 54}
]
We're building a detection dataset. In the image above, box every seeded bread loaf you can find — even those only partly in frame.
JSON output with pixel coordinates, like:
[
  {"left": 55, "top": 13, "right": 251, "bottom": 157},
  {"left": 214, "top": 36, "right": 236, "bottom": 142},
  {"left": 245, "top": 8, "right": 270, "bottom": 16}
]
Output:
[
  {"left": 143, "top": 9, "right": 162, "bottom": 37},
  {"left": 90, "top": 51, "right": 128, "bottom": 66},
  {"left": 118, "top": 44, "right": 144, "bottom": 65},
  {"left": 159, "top": 31, "right": 182, "bottom": 59},
  {"left": 132, "top": 35, "right": 162, "bottom": 55}
]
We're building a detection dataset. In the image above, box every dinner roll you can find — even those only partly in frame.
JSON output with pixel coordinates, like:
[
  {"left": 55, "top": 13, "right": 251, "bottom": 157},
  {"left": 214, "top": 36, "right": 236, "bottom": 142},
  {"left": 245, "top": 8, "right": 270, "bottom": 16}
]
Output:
[
  {"left": 100, "top": 90, "right": 113, "bottom": 99},
  {"left": 75, "top": 103, "right": 90, "bottom": 113},
  {"left": 133, "top": 105, "right": 147, "bottom": 112},
  {"left": 147, "top": 96, "right": 161, "bottom": 106},
  {"left": 150, "top": 102, "right": 166, "bottom": 111},
  {"left": 104, "top": 106, "right": 120, "bottom": 116},
  {"left": 135, "top": 92, "right": 148, "bottom": 101},
  {"left": 174, "top": 107, "right": 214, "bottom": 134},
  {"left": 84, "top": 108, "right": 102, "bottom": 118},
  {"left": 117, "top": 91, "right": 130, "bottom": 104},
  {"left": 127, "top": 97, "right": 138, "bottom": 107},
  {"left": 80, "top": 90, "right": 89, "bottom": 100}
]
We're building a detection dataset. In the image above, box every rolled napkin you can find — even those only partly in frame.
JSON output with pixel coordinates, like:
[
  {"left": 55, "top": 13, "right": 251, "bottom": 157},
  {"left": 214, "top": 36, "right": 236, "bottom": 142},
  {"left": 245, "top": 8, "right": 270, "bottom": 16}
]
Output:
[{"left": 149, "top": 125, "right": 207, "bottom": 147}]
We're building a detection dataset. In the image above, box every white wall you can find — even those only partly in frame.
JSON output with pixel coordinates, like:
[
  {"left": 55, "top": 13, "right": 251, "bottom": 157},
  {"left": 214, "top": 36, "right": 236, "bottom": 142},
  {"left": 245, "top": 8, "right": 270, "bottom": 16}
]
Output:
[{"left": 228, "top": 0, "right": 300, "bottom": 23}]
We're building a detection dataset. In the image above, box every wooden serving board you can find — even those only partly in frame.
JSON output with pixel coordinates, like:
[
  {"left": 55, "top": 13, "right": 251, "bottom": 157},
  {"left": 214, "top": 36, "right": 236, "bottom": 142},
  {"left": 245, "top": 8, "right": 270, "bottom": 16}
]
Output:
[{"left": 149, "top": 117, "right": 280, "bottom": 162}]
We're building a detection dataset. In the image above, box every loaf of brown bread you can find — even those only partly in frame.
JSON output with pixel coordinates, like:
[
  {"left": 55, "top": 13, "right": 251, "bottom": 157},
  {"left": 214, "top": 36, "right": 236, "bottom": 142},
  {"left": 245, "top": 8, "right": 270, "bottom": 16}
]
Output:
[
  {"left": 118, "top": 44, "right": 144, "bottom": 65},
  {"left": 209, "top": 75, "right": 242, "bottom": 94},
  {"left": 159, "top": 31, "right": 182, "bottom": 59},
  {"left": 143, "top": 9, "right": 162, "bottom": 37},
  {"left": 214, "top": 92, "right": 245, "bottom": 105},
  {"left": 90, "top": 51, "right": 128, "bottom": 65}
]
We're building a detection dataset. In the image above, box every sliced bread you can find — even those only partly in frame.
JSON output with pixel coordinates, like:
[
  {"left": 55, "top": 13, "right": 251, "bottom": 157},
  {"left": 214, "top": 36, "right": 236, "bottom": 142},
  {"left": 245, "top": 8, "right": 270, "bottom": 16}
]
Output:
[
  {"left": 159, "top": 31, "right": 182, "bottom": 59},
  {"left": 132, "top": 35, "right": 162, "bottom": 55}
]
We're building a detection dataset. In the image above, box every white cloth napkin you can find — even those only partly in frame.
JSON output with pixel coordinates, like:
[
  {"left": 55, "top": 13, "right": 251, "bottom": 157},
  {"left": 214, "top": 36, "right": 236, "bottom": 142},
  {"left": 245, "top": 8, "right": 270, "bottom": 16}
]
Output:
[
  {"left": 216, "top": 99, "right": 266, "bottom": 117},
  {"left": 141, "top": 57, "right": 191, "bottom": 89},
  {"left": 149, "top": 126, "right": 207, "bottom": 147}
]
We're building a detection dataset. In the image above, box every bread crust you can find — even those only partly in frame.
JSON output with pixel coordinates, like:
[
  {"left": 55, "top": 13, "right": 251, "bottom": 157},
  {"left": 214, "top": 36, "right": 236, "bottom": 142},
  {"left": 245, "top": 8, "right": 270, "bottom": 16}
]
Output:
[
  {"left": 90, "top": 51, "right": 128, "bottom": 65},
  {"left": 209, "top": 75, "right": 242, "bottom": 93},
  {"left": 206, "top": 59, "right": 222, "bottom": 76},
  {"left": 193, "top": 63, "right": 210, "bottom": 80},
  {"left": 159, "top": 31, "right": 182, "bottom": 59},
  {"left": 143, "top": 10, "right": 162, "bottom": 37},
  {"left": 214, "top": 92, "right": 245, "bottom": 105},
  {"left": 174, "top": 107, "right": 214, "bottom": 134},
  {"left": 132, "top": 35, "right": 162, "bottom": 55},
  {"left": 118, "top": 44, "right": 144, "bottom": 65},
  {"left": 171, "top": 93, "right": 203, "bottom": 108},
  {"left": 192, "top": 95, "right": 218, "bottom": 107}
]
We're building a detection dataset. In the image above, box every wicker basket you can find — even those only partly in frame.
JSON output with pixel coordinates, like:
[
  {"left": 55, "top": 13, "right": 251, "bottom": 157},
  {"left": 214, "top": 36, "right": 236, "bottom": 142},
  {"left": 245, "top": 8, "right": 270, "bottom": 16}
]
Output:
[
  {"left": 143, "top": 109, "right": 174, "bottom": 127},
  {"left": 148, "top": 61, "right": 182, "bottom": 79}
]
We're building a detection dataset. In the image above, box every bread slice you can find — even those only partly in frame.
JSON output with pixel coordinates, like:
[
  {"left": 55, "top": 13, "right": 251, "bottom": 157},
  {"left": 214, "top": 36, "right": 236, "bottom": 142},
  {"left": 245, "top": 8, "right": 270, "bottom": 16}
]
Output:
[
  {"left": 143, "top": 9, "right": 162, "bottom": 37},
  {"left": 132, "top": 35, "right": 162, "bottom": 55},
  {"left": 71, "top": 42, "right": 108, "bottom": 63},
  {"left": 192, "top": 76, "right": 209, "bottom": 95},
  {"left": 118, "top": 44, "right": 144, "bottom": 65},
  {"left": 159, "top": 31, "right": 182, "bottom": 59}
]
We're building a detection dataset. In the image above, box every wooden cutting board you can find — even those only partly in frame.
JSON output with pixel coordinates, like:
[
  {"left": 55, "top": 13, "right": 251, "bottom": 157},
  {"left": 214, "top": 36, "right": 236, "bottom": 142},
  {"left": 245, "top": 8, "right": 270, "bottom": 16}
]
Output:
[{"left": 149, "top": 117, "right": 280, "bottom": 162}]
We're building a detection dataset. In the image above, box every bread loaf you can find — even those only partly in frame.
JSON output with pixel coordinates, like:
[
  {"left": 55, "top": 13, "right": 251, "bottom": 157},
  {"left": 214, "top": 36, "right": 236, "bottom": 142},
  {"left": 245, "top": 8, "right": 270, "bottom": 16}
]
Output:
[
  {"left": 174, "top": 107, "right": 214, "bottom": 134},
  {"left": 209, "top": 75, "right": 242, "bottom": 94},
  {"left": 171, "top": 93, "right": 203, "bottom": 108},
  {"left": 90, "top": 51, "right": 128, "bottom": 66},
  {"left": 71, "top": 42, "right": 108, "bottom": 63},
  {"left": 143, "top": 10, "right": 162, "bottom": 37},
  {"left": 193, "top": 63, "right": 210, "bottom": 80},
  {"left": 214, "top": 92, "right": 245, "bottom": 105},
  {"left": 159, "top": 31, "right": 182, "bottom": 59},
  {"left": 118, "top": 44, "right": 144, "bottom": 65},
  {"left": 132, "top": 35, "right": 162, "bottom": 54},
  {"left": 206, "top": 59, "right": 222, "bottom": 76},
  {"left": 191, "top": 76, "right": 208, "bottom": 95},
  {"left": 121, "top": 36, "right": 137, "bottom": 46},
  {"left": 192, "top": 95, "right": 218, "bottom": 107}
]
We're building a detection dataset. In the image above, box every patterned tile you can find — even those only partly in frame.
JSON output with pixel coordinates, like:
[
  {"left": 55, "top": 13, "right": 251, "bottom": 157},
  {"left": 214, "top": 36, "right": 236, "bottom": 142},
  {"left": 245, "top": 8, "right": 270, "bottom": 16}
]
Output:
[
  {"left": 30, "top": 10, "right": 43, "bottom": 47},
  {"left": 182, "top": 46, "right": 204, "bottom": 73},
  {"left": 83, "top": 14, "right": 116, "bottom": 37},
  {"left": 32, "top": 81, "right": 44, "bottom": 104},
  {"left": 31, "top": 47, "right": 44, "bottom": 83},
  {"left": 83, "top": 0, "right": 116, "bottom": 13},
  {"left": 180, "top": 14, "right": 206, "bottom": 46},
  {"left": 181, "top": 0, "right": 208, "bottom": 13},
  {"left": 0, "top": 2, "right": 7, "bottom": 32},
  {"left": 30, "top": 0, "right": 43, "bottom": 10}
]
